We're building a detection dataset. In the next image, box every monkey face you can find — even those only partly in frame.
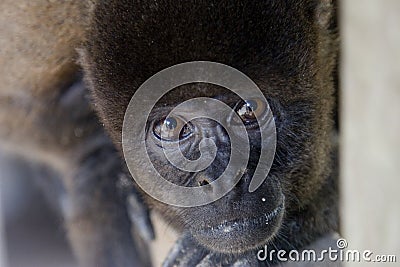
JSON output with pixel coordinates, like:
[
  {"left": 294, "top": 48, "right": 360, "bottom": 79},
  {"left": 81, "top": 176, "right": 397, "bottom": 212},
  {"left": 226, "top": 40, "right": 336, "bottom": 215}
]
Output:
[
  {"left": 122, "top": 81, "right": 318, "bottom": 254},
  {"left": 84, "top": 56, "right": 333, "bottom": 256}
]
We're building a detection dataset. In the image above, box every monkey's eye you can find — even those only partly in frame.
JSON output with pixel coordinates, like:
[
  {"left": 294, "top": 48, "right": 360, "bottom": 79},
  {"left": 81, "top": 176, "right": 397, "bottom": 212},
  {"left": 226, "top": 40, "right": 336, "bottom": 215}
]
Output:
[
  {"left": 153, "top": 116, "right": 193, "bottom": 141},
  {"left": 236, "top": 98, "right": 267, "bottom": 123}
]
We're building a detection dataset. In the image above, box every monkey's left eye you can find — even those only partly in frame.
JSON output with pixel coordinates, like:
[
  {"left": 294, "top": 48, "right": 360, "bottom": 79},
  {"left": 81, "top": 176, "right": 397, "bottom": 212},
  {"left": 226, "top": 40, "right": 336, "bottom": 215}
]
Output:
[
  {"left": 153, "top": 116, "right": 193, "bottom": 142},
  {"left": 236, "top": 98, "right": 267, "bottom": 123}
]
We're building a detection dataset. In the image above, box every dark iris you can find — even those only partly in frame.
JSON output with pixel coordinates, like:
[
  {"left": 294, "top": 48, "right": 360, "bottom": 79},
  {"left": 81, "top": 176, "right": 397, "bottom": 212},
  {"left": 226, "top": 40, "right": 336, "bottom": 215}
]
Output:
[
  {"left": 246, "top": 100, "right": 258, "bottom": 112},
  {"left": 164, "top": 117, "right": 178, "bottom": 130},
  {"left": 153, "top": 116, "right": 193, "bottom": 141},
  {"left": 236, "top": 98, "right": 267, "bottom": 123}
]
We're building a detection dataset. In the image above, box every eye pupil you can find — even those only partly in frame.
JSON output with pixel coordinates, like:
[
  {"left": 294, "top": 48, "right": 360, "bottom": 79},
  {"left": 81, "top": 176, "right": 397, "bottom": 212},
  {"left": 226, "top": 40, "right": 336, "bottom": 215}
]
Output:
[
  {"left": 245, "top": 100, "right": 258, "bottom": 112},
  {"left": 238, "top": 101, "right": 257, "bottom": 119},
  {"left": 164, "top": 117, "right": 178, "bottom": 130},
  {"left": 236, "top": 98, "right": 266, "bottom": 124},
  {"left": 153, "top": 116, "right": 193, "bottom": 141}
]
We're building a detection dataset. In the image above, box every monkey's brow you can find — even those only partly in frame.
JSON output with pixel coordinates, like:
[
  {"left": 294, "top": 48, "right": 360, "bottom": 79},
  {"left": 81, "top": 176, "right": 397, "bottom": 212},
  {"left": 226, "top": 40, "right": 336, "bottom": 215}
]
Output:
[
  {"left": 149, "top": 97, "right": 244, "bottom": 120},
  {"left": 155, "top": 92, "right": 241, "bottom": 109}
]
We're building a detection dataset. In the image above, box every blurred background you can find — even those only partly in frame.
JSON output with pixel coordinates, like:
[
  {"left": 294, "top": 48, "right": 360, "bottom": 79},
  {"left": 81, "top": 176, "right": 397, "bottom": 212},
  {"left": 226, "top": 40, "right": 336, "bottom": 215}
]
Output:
[
  {"left": 1, "top": 1, "right": 399, "bottom": 267},
  {"left": 340, "top": 0, "right": 400, "bottom": 265}
]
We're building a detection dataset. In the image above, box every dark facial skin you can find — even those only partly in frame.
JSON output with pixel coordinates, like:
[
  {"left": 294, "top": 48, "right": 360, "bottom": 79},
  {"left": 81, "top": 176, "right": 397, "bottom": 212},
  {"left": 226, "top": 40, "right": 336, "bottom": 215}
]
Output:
[
  {"left": 141, "top": 86, "right": 285, "bottom": 254},
  {"left": 82, "top": 0, "right": 339, "bottom": 265}
]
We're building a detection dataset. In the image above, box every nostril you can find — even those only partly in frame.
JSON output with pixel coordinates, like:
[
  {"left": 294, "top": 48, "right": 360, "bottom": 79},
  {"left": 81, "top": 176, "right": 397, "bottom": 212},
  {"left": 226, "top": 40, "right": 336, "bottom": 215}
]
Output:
[{"left": 198, "top": 179, "right": 210, "bottom": 186}]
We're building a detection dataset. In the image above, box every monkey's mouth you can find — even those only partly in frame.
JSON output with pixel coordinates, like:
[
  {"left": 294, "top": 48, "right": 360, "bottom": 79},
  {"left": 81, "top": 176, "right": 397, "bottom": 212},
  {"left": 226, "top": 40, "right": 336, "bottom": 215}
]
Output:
[{"left": 191, "top": 199, "right": 285, "bottom": 254}]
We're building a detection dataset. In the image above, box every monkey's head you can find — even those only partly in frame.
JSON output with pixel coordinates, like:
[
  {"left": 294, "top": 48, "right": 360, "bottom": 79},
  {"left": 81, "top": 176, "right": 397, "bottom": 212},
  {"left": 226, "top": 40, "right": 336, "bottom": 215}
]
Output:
[{"left": 82, "top": 0, "right": 338, "bottom": 255}]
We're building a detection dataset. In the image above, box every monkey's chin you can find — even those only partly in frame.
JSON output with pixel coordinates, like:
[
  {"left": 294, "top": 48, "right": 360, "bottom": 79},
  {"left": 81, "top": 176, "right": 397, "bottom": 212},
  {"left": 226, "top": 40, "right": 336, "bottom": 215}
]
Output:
[{"left": 190, "top": 201, "right": 284, "bottom": 254}]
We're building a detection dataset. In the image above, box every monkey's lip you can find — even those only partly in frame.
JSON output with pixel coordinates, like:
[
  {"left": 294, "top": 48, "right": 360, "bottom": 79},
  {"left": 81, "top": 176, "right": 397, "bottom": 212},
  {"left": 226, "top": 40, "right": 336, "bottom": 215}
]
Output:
[
  {"left": 202, "top": 201, "right": 283, "bottom": 234},
  {"left": 191, "top": 200, "right": 285, "bottom": 254}
]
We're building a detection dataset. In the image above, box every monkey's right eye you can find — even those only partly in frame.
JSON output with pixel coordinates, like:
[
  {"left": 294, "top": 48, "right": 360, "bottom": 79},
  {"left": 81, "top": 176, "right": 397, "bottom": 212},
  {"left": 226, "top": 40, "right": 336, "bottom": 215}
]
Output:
[
  {"left": 153, "top": 116, "right": 193, "bottom": 142},
  {"left": 237, "top": 98, "right": 267, "bottom": 123}
]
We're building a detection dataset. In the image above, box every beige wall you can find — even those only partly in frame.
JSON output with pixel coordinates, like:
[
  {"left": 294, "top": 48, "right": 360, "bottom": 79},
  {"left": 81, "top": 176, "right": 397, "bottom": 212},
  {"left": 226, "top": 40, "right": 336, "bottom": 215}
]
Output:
[
  {"left": 341, "top": 0, "right": 400, "bottom": 265},
  {"left": 0, "top": 183, "right": 6, "bottom": 267}
]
